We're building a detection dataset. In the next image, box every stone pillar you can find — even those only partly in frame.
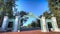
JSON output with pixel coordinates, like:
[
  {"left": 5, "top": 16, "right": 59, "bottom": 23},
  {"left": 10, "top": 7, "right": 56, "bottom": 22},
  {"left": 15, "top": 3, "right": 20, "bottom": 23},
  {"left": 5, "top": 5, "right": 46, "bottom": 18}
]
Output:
[
  {"left": 1, "top": 16, "right": 9, "bottom": 31},
  {"left": 51, "top": 17, "right": 60, "bottom": 32},
  {"left": 12, "top": 16, "right": 19, "bottom": 32},
  {"left": 18, "top": 16, "right": 20, "bottom": 32},
  {"left": 41, "top": 16, "right": 48, "bottom": 32}
]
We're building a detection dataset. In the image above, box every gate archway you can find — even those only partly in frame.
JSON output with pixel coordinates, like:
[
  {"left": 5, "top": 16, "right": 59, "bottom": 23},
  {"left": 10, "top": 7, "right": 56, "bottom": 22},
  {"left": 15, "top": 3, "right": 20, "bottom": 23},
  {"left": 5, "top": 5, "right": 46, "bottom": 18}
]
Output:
[{"left": 1, "top": 12, "right": 60, "bottom": 32}]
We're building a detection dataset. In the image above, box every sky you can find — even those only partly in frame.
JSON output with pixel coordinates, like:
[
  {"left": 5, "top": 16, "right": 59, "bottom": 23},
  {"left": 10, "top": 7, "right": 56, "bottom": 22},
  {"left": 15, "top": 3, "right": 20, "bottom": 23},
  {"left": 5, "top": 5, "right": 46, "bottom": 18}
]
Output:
[{"left": 15, "top": 0, "right": 49, "bottom": 26}]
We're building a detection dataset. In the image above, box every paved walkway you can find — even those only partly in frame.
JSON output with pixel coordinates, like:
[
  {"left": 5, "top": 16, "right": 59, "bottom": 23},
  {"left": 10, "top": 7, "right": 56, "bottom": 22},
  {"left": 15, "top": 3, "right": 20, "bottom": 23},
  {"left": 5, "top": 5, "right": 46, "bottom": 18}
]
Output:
[{"left": 0, "top": 30, "right": 60, "bottom": 34}]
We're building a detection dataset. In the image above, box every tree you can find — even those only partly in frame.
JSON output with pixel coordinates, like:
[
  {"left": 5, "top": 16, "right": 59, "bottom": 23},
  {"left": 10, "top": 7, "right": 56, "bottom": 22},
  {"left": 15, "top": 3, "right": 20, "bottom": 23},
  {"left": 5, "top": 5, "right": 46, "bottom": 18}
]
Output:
[
  {"left": 0, "top": 0, "right": 5, "bottom": 15},
  {"left": 0, "top": 0, "right": 17, "bottom": 16},
  {"left": 0, "top": 0, "right": 17, "bottom": 26},
  {"left": 20, "top": 11, "right": 29, "bottom": 26},
  {"left": 31, "top": 21, "right": 37, "bottom": 27},
  {"left": 5, "top": 0, "right": 16, "bottom": 17},
  {"left": 0, "top": 0, "right": 5, "bottom": 26},
  {"left": 20, "top": 11, "right": 28, "bottom": 17},
  {"left": 43, "top": 11, "right": 51, "bottom": 19},
  {"left": 48, "top": 0, "right": 60, "bottom": 27},
  {"left": 36, "top": 19, "right": 41, "bottom": 27},
  {"left": 27, "top": 24, "right": 32, "bottom": 28}
]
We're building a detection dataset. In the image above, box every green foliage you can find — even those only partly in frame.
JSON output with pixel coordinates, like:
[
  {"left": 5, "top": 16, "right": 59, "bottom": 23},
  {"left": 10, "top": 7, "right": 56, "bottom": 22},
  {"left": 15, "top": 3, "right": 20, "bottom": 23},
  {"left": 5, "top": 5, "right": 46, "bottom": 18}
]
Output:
[
  {"left": 23, "top": 26, "right": 28, "bottom": 28},
  {"left": 36, "top": 19, "right": 41, "bottom": 27},
  {"left": 20, "top": 11, "right": 29, "bottom": 26},
  {"left": 48, "top": 0, "right": 60, "bottom": 27},
  {"left": 27, "top": 24, "right": 32, "bottom": 28},
  {"left": 43, "top": 11, "right": 51, "bottom": 19},
  {"left": 5, "top": 0, "right": 15, "bottom": 16},
  {"left": 0, "top": 0, "right": 16, "bottom": 16},
  {"left": 30, "top": 20, "right": 41, "bottom": 27},
  {"left": 20, "top": 11, "right": 28, "bottom": 17},
  {"left": 31, "top": 21, "right": 37, "bottom": 27}
]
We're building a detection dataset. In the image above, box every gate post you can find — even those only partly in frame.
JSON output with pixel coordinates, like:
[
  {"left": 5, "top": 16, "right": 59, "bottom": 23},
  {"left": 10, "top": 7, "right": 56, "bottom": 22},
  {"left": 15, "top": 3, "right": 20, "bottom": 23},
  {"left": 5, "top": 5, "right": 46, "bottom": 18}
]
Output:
[
  {"left": 1, "top": 16, "right": 9, "bottom": 31},
  {"left": 41, "top": 16, "right": 48, "bottom": 32},
  {"left": 12, "top": 16, "right": 19, "bottom": 32},
  {"left": 51, "top": 16, "right": 60, "bottom": 32}
]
